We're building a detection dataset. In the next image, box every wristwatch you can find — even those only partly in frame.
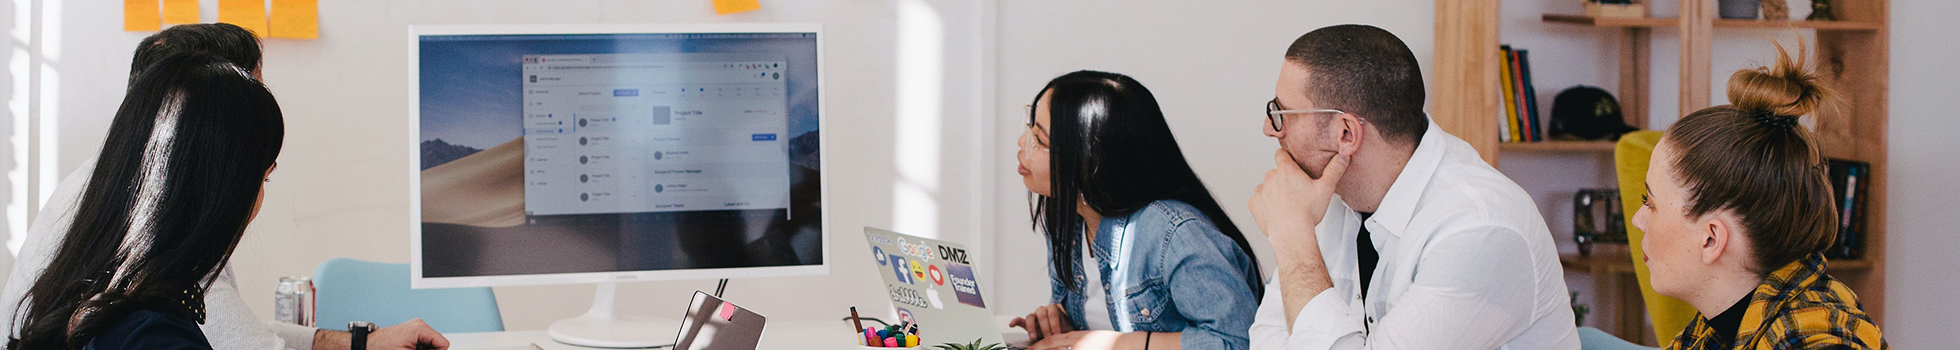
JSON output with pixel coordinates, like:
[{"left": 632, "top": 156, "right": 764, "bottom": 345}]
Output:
[{"left": 349, "top": 321, "right": 377, "bottom": 350}]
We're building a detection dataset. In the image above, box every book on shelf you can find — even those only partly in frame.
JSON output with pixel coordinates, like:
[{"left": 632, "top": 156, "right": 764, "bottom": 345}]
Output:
[
  {"left": 1499, "top": 45, "right": 1522, "bottom": 142},
  {"left": 1509, "top": 48, "right": 1534, "bottom": 141},
  {"left": 1827, "top": 158, "right": 1870, "bottom": 260},
  {"left": 1495, "top": 82, "right": 1511, "bottom": 141},
  {"left": 1497, "top": 45, "right": 1546, "bottom": 143},
  {"left": 1517, "top": 49, "right": 1543, "bottom": 141}
]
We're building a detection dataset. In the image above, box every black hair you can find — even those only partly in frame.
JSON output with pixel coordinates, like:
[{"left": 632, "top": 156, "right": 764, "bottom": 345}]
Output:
[
  {"left": 130, "top": 23, "right": 262, "bottom": 83},
  {"left": 10, "top": 52, "right": 283, "bottom": 350},
  {"left": 1284, "top": 24, "right": 1428, "bottom": 144},
  {"left": 1030, "top": 71, "right": 1262, "bottom": 295}
]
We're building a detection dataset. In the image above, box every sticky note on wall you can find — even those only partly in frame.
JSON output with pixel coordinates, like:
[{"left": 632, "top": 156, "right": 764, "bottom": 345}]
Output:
[
  {"left": 219, "top": 0, "right": 269, "bottom": 36},
  {"left": 713, "top": 0, "right": 760, "bottom": 15},
  {"left": 161, "top": 0, "right": 199, "bottom": 24},
  {"left": 125, "top": 0, "right": 162, "bottom": 31},
  {"left": 269, "top": 0, "right": 319, "bottom": 39}
]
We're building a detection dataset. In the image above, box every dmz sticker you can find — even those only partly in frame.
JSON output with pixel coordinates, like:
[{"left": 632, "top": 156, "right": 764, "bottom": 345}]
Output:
[{"left": 946, "top": 264, "right": 985, "bottom": 308}]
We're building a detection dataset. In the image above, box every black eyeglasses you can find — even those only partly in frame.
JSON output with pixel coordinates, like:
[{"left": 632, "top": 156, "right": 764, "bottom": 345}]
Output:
[{"left": 1265, "top": 98, "right": 1351, "bottom": 132}]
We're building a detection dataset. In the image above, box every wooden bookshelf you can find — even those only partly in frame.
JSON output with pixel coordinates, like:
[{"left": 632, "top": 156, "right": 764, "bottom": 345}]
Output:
[
  {"left": 1714, "top": 19, "right": 1882, "bottom": 30},
  {"left": 1542, "top": 14, "right": 1677, "bottom": 27},
  {"left": 1562, "top": 253, "right": 1877, "bottom": 275},
  {"left": 1436, "top": 0, "right": 1889, "bottom": 345},
  {"left": 1543, "top": 14, "right": 1882, "bottom": 31},
  {"left": 1499, "top": 140, "right": 1618, "bottom": 153}
]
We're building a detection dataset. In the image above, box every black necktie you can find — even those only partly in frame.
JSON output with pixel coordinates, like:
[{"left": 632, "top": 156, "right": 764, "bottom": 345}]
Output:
[{"left": 1356, "top": 212, "right": 1379, "bottom": 300}]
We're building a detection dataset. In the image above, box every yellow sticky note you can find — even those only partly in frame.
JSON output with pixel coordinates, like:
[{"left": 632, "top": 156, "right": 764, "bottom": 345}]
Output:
[
  {"left": 268, "top": 0, "right": 318, "bottom": 39},
  {"left": 219, "top": 0, "right": 268, "bottom": 37},
  {"left": 161, "top": 0, "right": 199, "bottom": 24},
  {"left": 125, "top": 0, "right": 162, "bottom": 31},
  {"left": 713, "top": 0, "right": 760, "bottom": 15}
]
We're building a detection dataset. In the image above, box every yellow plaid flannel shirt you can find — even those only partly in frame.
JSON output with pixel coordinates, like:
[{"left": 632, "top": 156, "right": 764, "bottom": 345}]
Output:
[{"left": 1664, "top": 253, "right": 1887, "bottom": 350}]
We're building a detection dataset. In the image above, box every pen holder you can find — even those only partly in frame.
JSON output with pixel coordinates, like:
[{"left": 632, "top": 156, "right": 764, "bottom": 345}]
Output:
[
  {"left": 845, "top": 317, "right": 923, "bottom": 349},
  {"left": 854, "top": 332, "right": 921, "bottom": 348},
  {"left": 856, "top": 328, "right": 923, "bottom": 349}
]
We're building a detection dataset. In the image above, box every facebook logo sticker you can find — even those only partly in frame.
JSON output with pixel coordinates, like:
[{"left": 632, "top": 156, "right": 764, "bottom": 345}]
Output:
[{"left": 889, "top": 255, "right": 914, "bottom": 284}]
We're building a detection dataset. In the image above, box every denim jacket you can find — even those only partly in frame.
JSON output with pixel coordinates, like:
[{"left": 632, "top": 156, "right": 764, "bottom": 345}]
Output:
[{"left": 1049, "top": 199, "right": 1264, "bottom": 350}]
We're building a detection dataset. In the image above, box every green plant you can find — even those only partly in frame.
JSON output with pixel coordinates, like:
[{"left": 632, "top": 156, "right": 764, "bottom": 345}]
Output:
[
  {"left": 1570, "top": 291, "right": 1592, "bottom": 326},
  {"left": 931, "top": 338, "right": 1006, "bottom": 350}
]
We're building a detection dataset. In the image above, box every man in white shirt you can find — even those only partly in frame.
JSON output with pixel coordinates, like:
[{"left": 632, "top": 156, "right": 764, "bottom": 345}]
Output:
[
  {"left": 0, "top": 23, "right": 448, "bottom": 350},
  {"left": 1246, "top": 25, "right": 1580, "bottom": 350}
]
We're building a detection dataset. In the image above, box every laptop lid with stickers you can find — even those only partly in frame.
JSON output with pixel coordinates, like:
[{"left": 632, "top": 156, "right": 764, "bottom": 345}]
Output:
[{"left": 862, "top": 227, "right": 1005, "bottom": 348}]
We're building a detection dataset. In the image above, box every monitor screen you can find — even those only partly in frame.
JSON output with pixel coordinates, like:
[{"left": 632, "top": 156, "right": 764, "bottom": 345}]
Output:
[{"left": 411, "top": 25, "right": 825, "bottom": 288}]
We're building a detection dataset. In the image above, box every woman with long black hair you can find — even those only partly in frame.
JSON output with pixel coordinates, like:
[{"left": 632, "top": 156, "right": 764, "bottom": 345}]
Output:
[
  {"left": 7, "top": 52, "right": 285, "bottom": 350},
  {"left": 1007, "top": 71, "right": 1264, "bottom": 350}
]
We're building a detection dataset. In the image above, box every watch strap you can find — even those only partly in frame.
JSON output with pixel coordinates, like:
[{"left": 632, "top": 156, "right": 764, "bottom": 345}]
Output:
[{"left": 349, "top": 321, "right": 376, "bottom": 350}]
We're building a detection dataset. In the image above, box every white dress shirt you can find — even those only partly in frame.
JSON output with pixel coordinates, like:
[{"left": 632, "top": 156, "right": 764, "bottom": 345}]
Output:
[
  {"left": 0, "top": 160, "right": 318, "bottom": 350},
  {"left": 1249, "top": 122, "right": 1580, "bottom": 350}
]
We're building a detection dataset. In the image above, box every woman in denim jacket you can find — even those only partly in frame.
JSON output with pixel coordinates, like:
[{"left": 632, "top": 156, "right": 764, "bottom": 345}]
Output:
[{"left": 1008, "top": 71, "right": 1264, "bottom": 350}]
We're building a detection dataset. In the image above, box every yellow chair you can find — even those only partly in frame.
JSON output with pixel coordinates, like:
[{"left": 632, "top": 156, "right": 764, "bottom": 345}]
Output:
[{"left": 1613, "top": 130, "right": 1696, "bottom": 344}]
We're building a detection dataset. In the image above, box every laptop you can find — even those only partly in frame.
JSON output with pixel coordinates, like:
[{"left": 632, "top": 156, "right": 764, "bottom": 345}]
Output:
[
  {"left": 672, "top": 291, "right": 766, "bottom": 350},
  {"left": 862, "top": 227, "right": 1018, "bottom": 349}
]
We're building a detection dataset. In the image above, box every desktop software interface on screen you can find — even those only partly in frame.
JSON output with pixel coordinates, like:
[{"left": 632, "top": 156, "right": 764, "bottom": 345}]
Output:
[
  {"left": 418, "top": 32, "right": 821, "bottom": 279},
  {"left": 520, "top": 53, "right": 791, "bottom": 216}
]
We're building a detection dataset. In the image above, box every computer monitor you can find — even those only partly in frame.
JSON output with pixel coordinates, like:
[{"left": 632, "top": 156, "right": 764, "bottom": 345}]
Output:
[{"left": 409, "top": 24, "right": 825, "bottom": 347}]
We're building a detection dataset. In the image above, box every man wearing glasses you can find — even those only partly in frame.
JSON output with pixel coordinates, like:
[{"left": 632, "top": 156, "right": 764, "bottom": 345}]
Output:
[{"left": 1245, "top": 25, "right": 1580, "bottom": 350}]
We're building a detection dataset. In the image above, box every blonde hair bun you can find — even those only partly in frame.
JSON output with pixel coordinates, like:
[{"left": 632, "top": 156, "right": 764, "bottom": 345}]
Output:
[{"left": 1726, "top": 42, "right": 1832, "bottom": 119}]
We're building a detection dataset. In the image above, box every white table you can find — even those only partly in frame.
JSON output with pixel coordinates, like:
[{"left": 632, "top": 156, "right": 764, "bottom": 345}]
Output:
[
  {"left": 448, "top": 319, "right": 1029, "bottom": 350},
  {"left": 447, "top": 320, "right": 854, "bottom": 350}
]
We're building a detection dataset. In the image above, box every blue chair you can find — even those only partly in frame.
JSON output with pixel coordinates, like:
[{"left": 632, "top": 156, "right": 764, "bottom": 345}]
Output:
[
  {"left": 312, "top": 258, "right": 504, "bottom": 333},
  {"left": 1579, "top": 326, "right": 1659, "bottom": 350}
]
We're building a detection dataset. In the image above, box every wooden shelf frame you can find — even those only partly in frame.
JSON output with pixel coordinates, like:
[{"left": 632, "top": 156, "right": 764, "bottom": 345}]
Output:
[
  {"left": 1499, "top": 140, "right": 1619, "bottom": 153},
  {"left": 1561, "top": 253, "right": 1878, "bottom": 275},
  {"left": 1434, "top": 0, "right": 1890, "bottom": 342},
  {"left": 1543, "top": 14, "right": 1883, "bottom": 31}
]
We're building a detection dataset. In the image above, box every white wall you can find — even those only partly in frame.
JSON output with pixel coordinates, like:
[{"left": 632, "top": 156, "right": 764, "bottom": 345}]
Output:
[
  {"left": 5, "top": 0, "right": 997, "bottom": 331},
  {"left": 5, "top": 0, "right": 1956, "bottom": 345},
  {"left": 989, "top": 0, "right": 1435, "bottom": 317},
  {"left": 1881, "top": 0, "right": 1960, "bottom": 347}
]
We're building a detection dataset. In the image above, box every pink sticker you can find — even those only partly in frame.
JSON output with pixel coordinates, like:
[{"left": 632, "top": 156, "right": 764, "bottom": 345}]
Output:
[{"left": 718, "top": 301, "right": 736, "bottom": 321}]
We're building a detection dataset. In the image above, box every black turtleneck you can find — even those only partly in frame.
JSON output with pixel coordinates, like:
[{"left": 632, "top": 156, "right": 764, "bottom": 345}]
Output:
[{"left": 1704, "top": 292, "right": 1754, "bottom": 347}]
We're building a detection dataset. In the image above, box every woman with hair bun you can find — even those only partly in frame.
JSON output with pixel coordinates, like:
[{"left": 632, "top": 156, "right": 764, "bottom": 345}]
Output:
[{"left": 1632, "top": 43, "right": 1888, "bottom": 350}]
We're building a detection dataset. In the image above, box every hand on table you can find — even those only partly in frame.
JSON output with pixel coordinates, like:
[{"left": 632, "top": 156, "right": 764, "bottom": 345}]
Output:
[
  {"left": 369, "top": 318, "right": 450, "bottom": 350},
  {"left": 1027, "top": 330, "right": 1123, "bottom": 350},
  {"left": 1008, "top": 303, "right": 1075, "bottom": 342}
]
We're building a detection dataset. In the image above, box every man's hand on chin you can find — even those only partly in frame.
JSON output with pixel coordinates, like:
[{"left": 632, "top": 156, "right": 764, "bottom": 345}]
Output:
[
  {"left": 1250, "top": 148, "right": 1349, "bottom": 262},
  {"left": 1250, "top": 147, "right": 1350, "bottom": 329}
]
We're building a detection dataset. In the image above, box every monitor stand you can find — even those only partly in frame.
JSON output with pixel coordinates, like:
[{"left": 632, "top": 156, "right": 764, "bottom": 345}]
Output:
[{"left": 547, "top": 282, "right": 681, "bottom": 348}]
